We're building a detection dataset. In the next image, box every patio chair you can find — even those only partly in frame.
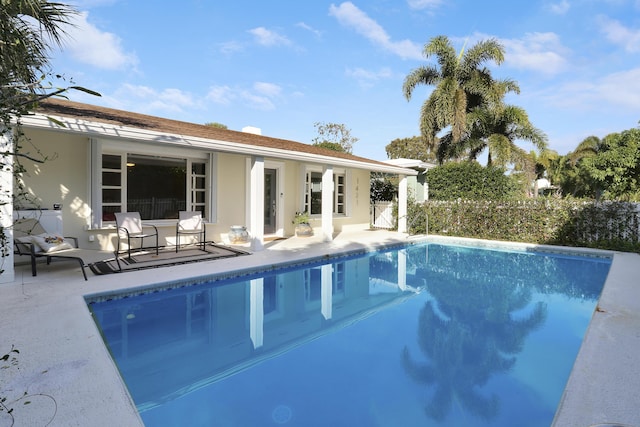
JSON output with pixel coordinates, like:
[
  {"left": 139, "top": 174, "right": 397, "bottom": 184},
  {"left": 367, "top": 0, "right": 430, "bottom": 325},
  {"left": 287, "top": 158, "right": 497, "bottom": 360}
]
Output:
[
  {"left": 175, "top": 211, "right": 206, "bottom": 252},
  {"left": 115, "top": 212, "right": 159, "bottom": 260},
  {"left": 13, "top": 218, "right": 91, "bottom": 280}
]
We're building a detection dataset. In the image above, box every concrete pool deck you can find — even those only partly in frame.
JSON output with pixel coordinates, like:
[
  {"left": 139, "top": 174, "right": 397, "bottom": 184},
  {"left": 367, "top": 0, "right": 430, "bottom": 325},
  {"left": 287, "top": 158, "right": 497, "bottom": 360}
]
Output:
[{"left": 0, "top": 231, "right": 638, "bottom": 426}]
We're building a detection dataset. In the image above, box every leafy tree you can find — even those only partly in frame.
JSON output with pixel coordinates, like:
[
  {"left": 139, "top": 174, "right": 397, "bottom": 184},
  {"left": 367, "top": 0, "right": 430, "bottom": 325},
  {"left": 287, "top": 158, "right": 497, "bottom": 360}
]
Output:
[
  {"left": 426, "top": 161, "right": 518, "bottom": 200},
  {"left": 1, "top": 0, "right": 98, "bottom": 274},
  {"left": 581, "top": 128, "right": 640, "bottom": 200},
  {"left": 0, "top": 0, "right": 88, "bottom": 113},
  {"left": 556, "top": 135, "right": 606, "bottom": 198},
  {"left": 204, "top": 122, "right": 227, "bottom": 129},
  {"left": 311, "top": 122, "right": 358, "bottom": 154},
  {"left": 370, "top": 172, "right": 397, "bottom": 202},
  {"left": 568, "top": 135, "right": 602, "bottom": 165},
  {"left": 313, "top": 141, "right": 346, "bottom": 153},
  {"left": 403, "top": 35, "right": 518, "bottom": 162},
  {"left": 385, "top": 135, "right": 436, "bottom": 162}
]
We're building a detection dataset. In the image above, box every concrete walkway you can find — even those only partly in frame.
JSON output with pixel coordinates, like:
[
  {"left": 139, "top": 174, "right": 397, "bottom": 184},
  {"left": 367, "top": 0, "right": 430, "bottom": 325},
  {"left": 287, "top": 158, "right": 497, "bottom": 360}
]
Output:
[{"left": 0, "top": 231, "right": 638, "bottom": 426}]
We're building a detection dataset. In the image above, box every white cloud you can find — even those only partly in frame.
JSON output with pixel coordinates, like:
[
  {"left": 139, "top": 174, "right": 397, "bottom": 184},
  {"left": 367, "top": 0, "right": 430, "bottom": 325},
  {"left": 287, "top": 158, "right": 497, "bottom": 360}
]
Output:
[
  {"left": 296, "top": 22, "right": 322, "bottom": 38},
  {"left": 114, "top": 84, "right": 198, "bottom": 113},
  {"left": 248, "top": 27, "right": 292, "bottom": 47},
  {"left": 65, "top": 12, "right": 138, "bottom": 70},
  {"left": 219, "top": 40, "right": 245, "bottom": 55},
  {"left": 545, "top": 68, "right": 640, "bottom": 110},
  {"left": 240, "top": 91, "right": 276, "bottom": 110},
  {"left": 591, "top": 68, "right": 640, "bottom": 109},
  {"left": 346, "top": 67, "right": 393, "bottom": 88},
  {"left": 253, "top": 82, "right": 282, "bottom": 97},
  {"left": 207, "top": 82, "right": 283, "bottom": 111},
  {"left": 407, "top": 0, "right": 443, "bottom": 10},
  {"left": 597, "top": 15, "right": 640, "bottom": 53},
  {"left": 207, "top": 85, "right": 236, "bottom": 105},
  {"left": 500, "top": 32, "right": 569, "bottom": 75},
  {"left": 548, "top": 0, "right": 570, "bottom": 15},
  {"left": 329, "top": 2, "right": 422, "bottom": 60}
]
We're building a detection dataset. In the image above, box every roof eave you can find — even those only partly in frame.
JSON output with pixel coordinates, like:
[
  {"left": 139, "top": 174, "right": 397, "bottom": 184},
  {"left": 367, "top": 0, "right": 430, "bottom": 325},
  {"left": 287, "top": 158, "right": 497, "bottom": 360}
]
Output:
[{"left": 20, "top": 113, "right": 418, "bottom": 176}]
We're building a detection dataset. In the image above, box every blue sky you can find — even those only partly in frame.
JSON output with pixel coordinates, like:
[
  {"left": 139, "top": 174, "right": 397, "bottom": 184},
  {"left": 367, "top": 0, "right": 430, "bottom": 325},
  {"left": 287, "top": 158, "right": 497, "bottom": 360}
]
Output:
[{"left": 49, "top": 0, "right": 640, "bottom": 161}]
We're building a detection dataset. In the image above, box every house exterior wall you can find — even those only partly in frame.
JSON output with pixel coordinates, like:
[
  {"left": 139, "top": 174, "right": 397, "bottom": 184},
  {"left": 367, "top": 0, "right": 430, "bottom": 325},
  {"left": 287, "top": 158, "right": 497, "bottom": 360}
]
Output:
[
  {"left": 17, "top": 129, "right": 93, "bottom": 246},
  {"left": 213, "top": 152, "right": 247, "bottom": 239},
  {"left": 16, "top": 127, "right": 375, "bottom": 253}
]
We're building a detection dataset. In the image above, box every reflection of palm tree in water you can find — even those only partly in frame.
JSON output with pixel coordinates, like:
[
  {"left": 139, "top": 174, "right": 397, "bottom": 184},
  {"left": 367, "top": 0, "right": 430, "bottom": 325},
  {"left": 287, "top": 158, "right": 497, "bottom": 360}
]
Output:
[{"left": 402, "top": 272, "right": 547, "bottom": 421}]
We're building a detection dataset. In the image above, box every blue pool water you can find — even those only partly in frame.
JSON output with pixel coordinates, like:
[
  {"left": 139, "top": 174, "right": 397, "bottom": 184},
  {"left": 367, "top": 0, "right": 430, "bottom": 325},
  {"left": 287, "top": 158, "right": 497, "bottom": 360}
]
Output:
[{"left": 88, "top": 243, "right": 611, "bottom": 426}]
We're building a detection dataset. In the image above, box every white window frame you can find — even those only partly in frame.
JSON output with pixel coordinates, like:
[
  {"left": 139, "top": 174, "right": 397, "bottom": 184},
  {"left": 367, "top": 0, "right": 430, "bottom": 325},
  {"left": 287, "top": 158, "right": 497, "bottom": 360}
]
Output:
[
  {"left": 302, "top": 165, "right": 348, "bottom": 217},
  {"left": 91, "top": 139, "right": 214, "bottom": 226}
]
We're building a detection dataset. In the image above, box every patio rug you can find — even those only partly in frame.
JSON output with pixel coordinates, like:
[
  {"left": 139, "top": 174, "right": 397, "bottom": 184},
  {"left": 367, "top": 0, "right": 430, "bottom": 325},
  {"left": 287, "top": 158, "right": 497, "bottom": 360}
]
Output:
[{"left": 89, "top": 243, "right": 250, "bottom": 275}]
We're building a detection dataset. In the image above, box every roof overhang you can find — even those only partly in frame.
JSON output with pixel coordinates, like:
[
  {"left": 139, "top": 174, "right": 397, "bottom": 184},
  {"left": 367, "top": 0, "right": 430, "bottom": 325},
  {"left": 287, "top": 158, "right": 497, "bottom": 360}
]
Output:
[
  {"left": 383, "top": 158, "right": 437, "bottom": 171},
  {"left": 20, "top": 113, "right": 418, "bottom": 176}
]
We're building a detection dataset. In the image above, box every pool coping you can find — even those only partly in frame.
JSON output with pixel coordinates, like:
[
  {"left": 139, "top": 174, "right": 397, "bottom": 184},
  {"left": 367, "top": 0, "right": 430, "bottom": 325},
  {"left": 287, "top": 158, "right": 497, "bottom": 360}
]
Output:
[{"left": 1, "top": 231, "right": 638, "bottom": 426}]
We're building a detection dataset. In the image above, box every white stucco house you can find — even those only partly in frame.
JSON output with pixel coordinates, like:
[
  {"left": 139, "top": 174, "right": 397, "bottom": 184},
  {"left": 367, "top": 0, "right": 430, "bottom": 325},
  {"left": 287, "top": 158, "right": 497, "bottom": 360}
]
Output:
[{"left": 0, "top": 99, "right": 416, "bottom": 283}]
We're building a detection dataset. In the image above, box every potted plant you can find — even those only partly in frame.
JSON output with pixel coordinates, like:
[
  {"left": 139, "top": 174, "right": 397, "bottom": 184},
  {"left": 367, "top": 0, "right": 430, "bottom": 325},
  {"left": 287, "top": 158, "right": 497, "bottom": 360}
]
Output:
[{"left": 292, "top": 211, "right": 313, "bottom": 237}]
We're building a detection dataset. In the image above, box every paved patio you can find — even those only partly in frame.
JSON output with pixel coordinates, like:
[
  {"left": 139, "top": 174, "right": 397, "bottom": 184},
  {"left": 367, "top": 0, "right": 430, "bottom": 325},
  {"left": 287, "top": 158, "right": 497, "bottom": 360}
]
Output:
[{"left": 1, "top": 231, "right": 638, "bottom": 426}]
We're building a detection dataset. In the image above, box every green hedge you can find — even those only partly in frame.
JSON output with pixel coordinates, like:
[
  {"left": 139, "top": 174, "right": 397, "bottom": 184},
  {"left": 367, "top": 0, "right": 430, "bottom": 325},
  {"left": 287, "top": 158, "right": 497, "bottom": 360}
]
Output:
[{"left": 407, "top": 199, "right": 640, "bottom": 253}]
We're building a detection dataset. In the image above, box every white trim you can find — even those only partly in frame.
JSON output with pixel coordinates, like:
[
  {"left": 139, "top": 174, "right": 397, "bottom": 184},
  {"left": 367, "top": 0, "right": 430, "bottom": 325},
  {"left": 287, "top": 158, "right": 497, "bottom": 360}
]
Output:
[
  {"left": 249, "top": 157, "right": 265, "bottom": 251},
  {"left": 89, "top": 138, "right": 101, "bottom": 229},
  {"left": 265, "top": 160, "right": 285, "bottom": 237},
  {"left": 208, "top": 153, "right": 217, "bottom": 224},
  {"left": 321, "top": 166, "right": 334, "bottom": 242},
  {"left": 0, "top": 131, "right": 14, "bottom": 284},
  {"left": 398, "top": 175, "right": 408, "bottom": 233},
  {"left": 94, "top": 145, "right": 213, "bottom": 225}
]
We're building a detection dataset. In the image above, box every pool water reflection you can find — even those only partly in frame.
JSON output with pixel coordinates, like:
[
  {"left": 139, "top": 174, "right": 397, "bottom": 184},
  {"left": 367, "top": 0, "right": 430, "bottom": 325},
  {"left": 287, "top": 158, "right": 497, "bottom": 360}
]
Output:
[{"left": 88, "top": 243, "right": 610, "bottom": 426}]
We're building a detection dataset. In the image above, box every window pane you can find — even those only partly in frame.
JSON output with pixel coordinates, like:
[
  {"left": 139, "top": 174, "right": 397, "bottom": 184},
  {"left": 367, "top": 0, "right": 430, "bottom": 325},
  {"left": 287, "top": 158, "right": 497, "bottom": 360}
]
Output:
[
  {"left": 103, "top": 154, "right": 121, "bottom": 169},
  {"left": 192, "top": 163, "right": 206, "bottom": 175},
  {"left": 103, "top": 189, "right": 121, "bottom": 203},
  {"left": 127, "top": 155, "right": 186, "bottom": 220},
  {"left": 310, "top": 172, "right": 322, "bottom": 215},
  {"left": 102, "top": 171, "right": 120, "bottom": 187},
  {"left": 103, "top": 206, "right": 120, "bottom": 222}
]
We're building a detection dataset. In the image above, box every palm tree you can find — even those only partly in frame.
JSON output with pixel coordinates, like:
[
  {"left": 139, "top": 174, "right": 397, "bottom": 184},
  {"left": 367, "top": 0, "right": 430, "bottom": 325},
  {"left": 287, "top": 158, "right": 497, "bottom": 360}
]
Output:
[
  {"left": 403, "top": 35, "right": 518, "bottom": 163},
  {"left": 0, "top": 0, "right": 78, "bottom": 111},
  {"left": 568, "top": 135, "right": 602, "bottom": 165},
  {"left": 556, "top": 135, "right": 605, "bottom": 198},
  {"left": 465, "top": 104, "right": 548, "bottom": 169}
]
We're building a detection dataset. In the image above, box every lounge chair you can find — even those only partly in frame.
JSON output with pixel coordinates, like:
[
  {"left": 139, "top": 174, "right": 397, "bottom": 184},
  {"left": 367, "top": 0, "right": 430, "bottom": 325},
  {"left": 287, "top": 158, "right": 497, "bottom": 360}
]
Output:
[
  {"left": 115, "top": 212, "right": 159, "bottom": 260},
  {"left": 175, "top": 211, "right": 206, "bottom": 252},
  {"left": 13, "top": 218, "right": 92, "bottom": 280}
]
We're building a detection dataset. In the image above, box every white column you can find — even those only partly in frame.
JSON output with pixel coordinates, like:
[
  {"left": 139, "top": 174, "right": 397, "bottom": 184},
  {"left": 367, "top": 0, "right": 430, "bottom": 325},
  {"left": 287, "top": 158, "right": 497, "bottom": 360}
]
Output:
[
  {"left": 398, "top": 174, "right": 408, "bottom": 234},
  {"left": 249, "top": 156, "right": 264, "bottom": 251},
  {"left": 0, "top": 131, "right": 14, "bottom": 284},
  {"left": 321, "top": 264, "right": 333, "bottom": 320},
  {"left": 249, "top": 278, "right": 264, "bottom": 349},
  {"left": 397, "top": 249, "right": 407, "bottom": 291},
  {"left": 321, "top": 166, "right": 334, "bottom": 242}
]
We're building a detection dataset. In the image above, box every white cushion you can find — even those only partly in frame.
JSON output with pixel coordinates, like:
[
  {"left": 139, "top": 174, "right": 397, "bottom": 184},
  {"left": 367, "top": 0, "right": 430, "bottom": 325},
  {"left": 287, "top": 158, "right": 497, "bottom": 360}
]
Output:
[
  {"left": 16, "top": 235, "right": 42, "bottom": 253},
  {"left": 31, "top": 234, "right": 74, "bottom": 253}
]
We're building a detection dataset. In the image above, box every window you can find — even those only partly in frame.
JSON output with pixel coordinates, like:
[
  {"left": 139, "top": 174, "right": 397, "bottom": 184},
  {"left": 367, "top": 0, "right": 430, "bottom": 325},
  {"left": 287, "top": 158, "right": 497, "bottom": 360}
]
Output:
[
  {"left": 304, "top": 170, "right": 346, "bottom": 215},
  {"left": 101, "top": 153, "right": 207, "bottom": 222}
]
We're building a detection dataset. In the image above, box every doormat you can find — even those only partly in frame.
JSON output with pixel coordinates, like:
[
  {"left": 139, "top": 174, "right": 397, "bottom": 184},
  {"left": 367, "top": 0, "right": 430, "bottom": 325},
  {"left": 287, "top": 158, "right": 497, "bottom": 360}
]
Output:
[{"left": 89, "top": 243, "right": 250, "bottom": 275}]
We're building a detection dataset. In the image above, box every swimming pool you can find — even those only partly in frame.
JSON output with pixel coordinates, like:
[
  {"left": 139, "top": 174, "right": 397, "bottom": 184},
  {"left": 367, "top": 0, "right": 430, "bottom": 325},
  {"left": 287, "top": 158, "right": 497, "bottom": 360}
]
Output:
[{"left": 88, "top": 242, "right": 611, "bottom": 426}]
